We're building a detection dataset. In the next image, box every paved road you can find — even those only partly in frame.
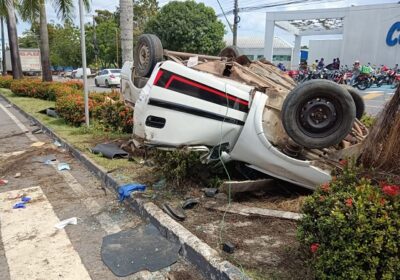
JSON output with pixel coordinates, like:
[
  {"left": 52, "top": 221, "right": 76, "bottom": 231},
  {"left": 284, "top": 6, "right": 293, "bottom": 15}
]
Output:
[
  {"left": 0, "top": 97, "right": 202, "bottom": 280},
  {"left": 359, "top": 85, "right": 395, "bottom": 116}
]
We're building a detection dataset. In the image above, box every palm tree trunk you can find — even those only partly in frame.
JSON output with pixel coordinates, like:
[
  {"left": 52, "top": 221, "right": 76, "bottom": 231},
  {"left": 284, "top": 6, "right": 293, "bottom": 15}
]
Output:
[
  {"left": 5, "top": 1, "right": 23, "bottom": 79},
  {"left": 120, "top": 0, "right": 134, "bottom": 64},
  {"left": 38, "top": 0, "right": 52, "bottom": 82},
  {"left": 1, "top": 17, "right": 7, "bottom": 76}
]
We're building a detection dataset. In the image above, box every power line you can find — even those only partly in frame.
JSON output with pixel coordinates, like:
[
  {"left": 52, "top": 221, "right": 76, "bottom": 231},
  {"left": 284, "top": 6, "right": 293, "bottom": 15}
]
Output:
[
  {"left": 217, "top": 0, "right": 343, "bottom": 16},
  {"left": 216, "top": 0, "right": 234, "bottom": 33}
]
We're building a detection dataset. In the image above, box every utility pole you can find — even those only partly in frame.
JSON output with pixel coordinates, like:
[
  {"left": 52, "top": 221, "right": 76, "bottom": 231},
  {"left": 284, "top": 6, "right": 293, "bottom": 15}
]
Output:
[
  {"left": 116, "top": 28, "right": 119, "bottom": 68},
  {"left": 1, "top": 17, "right": 6, "bottom": 76},
  {"left": 93, "top": 15, "right": 98, "bottom": 71},
  {"left": 233, "top": 0, "right": 239, "bottom": 46},
  {"left": 78, "top": 0, "right": 89, "bottom": 127}
]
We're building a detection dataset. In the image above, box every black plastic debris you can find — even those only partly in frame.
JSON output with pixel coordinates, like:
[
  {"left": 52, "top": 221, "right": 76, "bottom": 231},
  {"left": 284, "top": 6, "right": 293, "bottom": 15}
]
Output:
[
  {"left": 181, "top": 198, "right": 199, "bottom": 210},
  {"left": 222, "top": 242, "right": 235, "bottom": 254},
  {"left": 101, "top": 224, "right": 180, "bottom": 277},
  {"left": 91, "top": 143, "right": 129, "bottom": 159},
  {"left": 204, "top": 188, "right": 218, "bottom": 198},
  {"left": 31, "top": 128, "right": 43, "bottom": 134},
  {"left": 38, "top": 107, "right": 59, "bottom": 118},
  {"left": 162, "top": 203, "right": 186, "bottom": 221}
]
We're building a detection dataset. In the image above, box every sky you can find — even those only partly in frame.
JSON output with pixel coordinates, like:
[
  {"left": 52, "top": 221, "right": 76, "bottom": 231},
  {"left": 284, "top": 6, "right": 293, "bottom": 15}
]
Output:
[{"left": 13, "top": 0, "right": 400, "bottom": 47}]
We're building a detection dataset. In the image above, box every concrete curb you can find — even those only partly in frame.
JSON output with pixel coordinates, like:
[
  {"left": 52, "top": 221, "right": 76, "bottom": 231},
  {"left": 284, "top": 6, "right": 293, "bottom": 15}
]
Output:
[{"left": 0, "top": 94, "right": 249, "bottom": 280}]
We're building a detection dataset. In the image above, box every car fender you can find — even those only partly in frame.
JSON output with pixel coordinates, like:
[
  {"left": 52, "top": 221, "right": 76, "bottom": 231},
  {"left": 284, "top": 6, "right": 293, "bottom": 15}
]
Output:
[{"left": 230, "top": 91, "right": 331, "bottom": 189}]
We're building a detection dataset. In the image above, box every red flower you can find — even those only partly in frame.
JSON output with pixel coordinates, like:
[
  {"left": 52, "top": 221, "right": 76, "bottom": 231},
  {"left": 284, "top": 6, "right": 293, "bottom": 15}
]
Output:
[
  {"left": 381, "top": 185, "right": 400, "bottom": 196},
  {"left": 339, "top": 159, "right": 347, "bottom": 166},
  {"left": 345, "top": 198, "right": 353, "bottom": 207},
  {"left": 310, "top": 243, "right": 320, "bottom": 253},
  {"left": 321, "top": 182, "right": 330, "bottom": 192}
]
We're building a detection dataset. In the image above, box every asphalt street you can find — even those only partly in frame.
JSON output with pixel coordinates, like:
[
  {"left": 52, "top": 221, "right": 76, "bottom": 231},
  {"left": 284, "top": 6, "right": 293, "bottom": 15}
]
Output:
[
  {"left": 360, "top": 85, "right": 395, "bottom": 116},
  {"left": 0, "top": 97, "right": 203, "bottom": 280}
]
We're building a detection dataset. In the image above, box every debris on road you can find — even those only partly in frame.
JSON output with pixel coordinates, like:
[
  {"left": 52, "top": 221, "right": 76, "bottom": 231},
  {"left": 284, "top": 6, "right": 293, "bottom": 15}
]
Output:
[
  {"left": 32, "top": 154, "right": 57, "bottom": 164},
  {"left": 205, "top": 201, "right": 303, "bottom": 220},
  {"left": 14, "top": 173, "right": 21, "bottom": 178},
  {"left": 101, "top": 224, "right": 180, "bottom": 277},
  {"left": 203, "top": 188, "right": 218, "bottom": 198},
  {"left": 55, "top": 217, "right": 78, "bottom": 229},
  {"left": 0, "top": 179, "right": 9, "bottom": 186},
  {"left": 53, "top": 140, "right": 62, "bottom": 147},
  {"left": 162, "top": 203, "right": 186, "bottom": 221},
  {"left": 181, "top": 198, "right": 199, "bottom": 210},
  {"left": 12, "top": 196, "right": 31, "bottom": 209},
  {"left": 118, "top": 183, "right": 146, "bottom": 202},
  {"left": 31, "top": 128, "right": 43, "bottom": 134},
  {"left": 57, "top": 162, "right": 71, "bottom": 171},
  {"left": 220, "top": 179, "right": 275, "bottom": 195},
  {"left": 222, "top": 242, "right": 235, "bottom": 254},
  {"left": 31, "top": 141, "right": 45, "bottom": 147},
  {"left": 91, "top": 143, "right": 129, "bottom": 159}
]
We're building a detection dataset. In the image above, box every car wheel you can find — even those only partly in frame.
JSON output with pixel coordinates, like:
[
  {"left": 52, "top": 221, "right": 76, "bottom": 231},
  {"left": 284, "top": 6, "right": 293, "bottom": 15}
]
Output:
[
  {"left": 281, "top": 80, "right": 356, "bottom": 149},
  {"left": 341, "top": 85, "right": 365, "bottom": 119},
  {"left": 134, "top": 34, "right": 163, "bottom": 77},
  {"left": 219, "top": 46, "right": 243, "bottom": 59},
  {"left": 95, "top": 79, "right": 99, "bottom": 87},
  {"left": 105, "top": 80, "right": 109, "bottom": 88}
]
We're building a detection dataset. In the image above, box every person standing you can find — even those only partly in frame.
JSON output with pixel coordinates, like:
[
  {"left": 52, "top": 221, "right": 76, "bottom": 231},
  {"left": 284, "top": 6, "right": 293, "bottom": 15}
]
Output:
[{"left": 317, "top": 58, "right": 325, "bottom": 70}]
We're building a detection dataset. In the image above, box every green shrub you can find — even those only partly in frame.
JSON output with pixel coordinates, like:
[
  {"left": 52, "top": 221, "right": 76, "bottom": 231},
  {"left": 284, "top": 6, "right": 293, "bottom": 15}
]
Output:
[
  {"left": 153, "top": 150, "right": 203, "bottom": 187},
  {"left": 0, "top": 76, "right": 13, "bottom": 89},
  {"left": 361, "top": 113, "right": 376, "bottom": 128},
  {"left": 55, "top": 90, "right": 92, "bottom": 126},
  {"left": 298, "top": 162, "right": 400, "bottom": 280},
  {"left": 92, "top": 100, "right": 133, "bottom": 133}
]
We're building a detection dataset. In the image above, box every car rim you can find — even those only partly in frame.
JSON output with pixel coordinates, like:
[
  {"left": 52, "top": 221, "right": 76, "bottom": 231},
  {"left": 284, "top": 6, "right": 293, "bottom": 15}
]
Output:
[
  {"left": 138, "top": 43, "right": 150, "bottom": 69},
  {"left": 298, "top": 97, "right": 337, "bottom": 134}
]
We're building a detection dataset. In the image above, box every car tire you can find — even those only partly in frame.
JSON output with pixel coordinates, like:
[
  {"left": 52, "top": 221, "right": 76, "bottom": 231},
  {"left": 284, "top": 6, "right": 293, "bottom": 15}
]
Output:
[
  {"left": 341, "top": 85, "right": 365, "bottom": 119},
  {"left": 219, "top": 46, "right": 243, "bottom": 59},
  {"left": 95, "top": 79, "right": 99, "bottom": 87},
  {"left": 105, "top": 80, "right": 109, "bottom": 88},
  {"left": 134, "top": 34, "right": 163, "bottom": 77},
  {"left": 281, "top": 80, "right": 356, "bottom": 149}
]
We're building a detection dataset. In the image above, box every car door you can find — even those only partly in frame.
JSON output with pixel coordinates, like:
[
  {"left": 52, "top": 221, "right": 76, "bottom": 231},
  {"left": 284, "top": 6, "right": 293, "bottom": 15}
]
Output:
[{"left": 98, "top": 70, "right": 107, "bottom": 85}]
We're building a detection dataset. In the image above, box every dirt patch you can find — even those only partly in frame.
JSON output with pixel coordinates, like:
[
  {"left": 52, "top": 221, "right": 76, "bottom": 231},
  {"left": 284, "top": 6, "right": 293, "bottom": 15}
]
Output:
[{"left": 179, "top": 203, "right": 312, "bottom": 280}]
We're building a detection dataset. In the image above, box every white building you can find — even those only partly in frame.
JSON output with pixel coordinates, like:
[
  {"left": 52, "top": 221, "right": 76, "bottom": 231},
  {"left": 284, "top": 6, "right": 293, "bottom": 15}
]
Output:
[
  {"left": 263, "top": 3, "right": 400, "bottom": 69},
  {"left": 236, "top": 37, "right": 293, "bottom": 69}
]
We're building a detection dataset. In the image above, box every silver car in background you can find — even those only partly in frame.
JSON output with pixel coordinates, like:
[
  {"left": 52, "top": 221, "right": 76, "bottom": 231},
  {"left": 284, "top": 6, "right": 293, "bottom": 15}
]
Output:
[{"left": 94, "top": 69, "right": 121, "bottom": 88}]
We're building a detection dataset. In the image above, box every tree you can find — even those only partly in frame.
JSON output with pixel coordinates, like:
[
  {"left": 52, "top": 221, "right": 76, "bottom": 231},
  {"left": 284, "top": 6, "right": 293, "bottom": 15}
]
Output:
[
  {"left": 144, "top": 1, "right": 225, "bottom": 55},
  {"left": 19, "top": 29, "right": 39, "bottom": 48},
  {"left": 19, "top": 0, "right": 89, "bottom": 82},
  {"left": 1, "top": 0, "right": 23, "bottom": 78},
  {"left": 86, "top": 13, "right": 121, "bottom": 69},
  {"left": 50, "top": 22, "right": 81, "bottom": 67},
  {"left": 120, "top": 0, "right": 133, "bottom": 63},
  {"left": 132, "top": 0, "right": 158, "bottom": 48}
]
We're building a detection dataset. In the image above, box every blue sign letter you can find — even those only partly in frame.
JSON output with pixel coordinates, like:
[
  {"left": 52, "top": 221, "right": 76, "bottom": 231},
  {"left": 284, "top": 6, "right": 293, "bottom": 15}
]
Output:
[{"left": 386, "top": 22, "right": 400, "bottom": 46}]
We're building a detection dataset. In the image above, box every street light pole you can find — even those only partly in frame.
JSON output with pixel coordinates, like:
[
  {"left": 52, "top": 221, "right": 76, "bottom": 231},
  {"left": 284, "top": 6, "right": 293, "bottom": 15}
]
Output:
[{"left": 78, "top": 0, "right": 89, "bottom": 127}]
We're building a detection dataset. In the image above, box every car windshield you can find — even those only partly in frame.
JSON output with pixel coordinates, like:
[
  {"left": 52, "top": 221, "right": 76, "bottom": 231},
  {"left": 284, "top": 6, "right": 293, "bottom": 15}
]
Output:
[{"left": 110, "top": 70, "right": 121, "bottom": 74}]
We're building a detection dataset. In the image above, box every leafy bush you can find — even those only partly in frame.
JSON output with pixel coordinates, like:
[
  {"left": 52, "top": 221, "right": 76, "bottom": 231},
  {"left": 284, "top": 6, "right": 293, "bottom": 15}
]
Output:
[
  {"left": 92, "top": 100, "right": 133, "bottom": 133},
  {"left": 55, "top": 90, "right": 92, "bottom": 125},
  {"left": 298, "top": 162, "right": 400, "bottom": 280},
  {"left": 153, "top": 149, "right": 215, "bottom": 188},
  {"left": 0, "top": 76, "right": 13, "bottom": 89},
  {"left": 9, "top": 79, "right": 81, "bottom": 101}
]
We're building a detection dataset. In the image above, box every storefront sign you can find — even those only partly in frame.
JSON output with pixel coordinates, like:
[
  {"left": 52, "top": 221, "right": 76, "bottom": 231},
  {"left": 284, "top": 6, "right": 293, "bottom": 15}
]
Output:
[{"left": 386, "top": 22, "right": 400, "bottom": 46}]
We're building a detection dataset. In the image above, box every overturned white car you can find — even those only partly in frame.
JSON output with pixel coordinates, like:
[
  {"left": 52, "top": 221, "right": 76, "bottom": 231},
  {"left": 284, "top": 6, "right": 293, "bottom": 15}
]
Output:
[{"left": 121, "top": 34, "right": 367, "bottom": 189}]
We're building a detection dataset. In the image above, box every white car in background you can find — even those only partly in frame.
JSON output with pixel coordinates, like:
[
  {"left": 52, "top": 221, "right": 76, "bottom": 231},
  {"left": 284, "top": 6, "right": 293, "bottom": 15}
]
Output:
[{"left": 95, "top": 69, "right": 121, "bottom": 88}]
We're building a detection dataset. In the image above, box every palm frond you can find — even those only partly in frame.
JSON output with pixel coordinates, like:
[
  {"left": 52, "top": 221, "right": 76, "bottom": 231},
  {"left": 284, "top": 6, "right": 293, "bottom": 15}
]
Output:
[
  {"left": 50, "top": 0, "right": 73, "bottom": 20},
  {"left": 18, "top": 0, "right": 40, "bottom": 22}
]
